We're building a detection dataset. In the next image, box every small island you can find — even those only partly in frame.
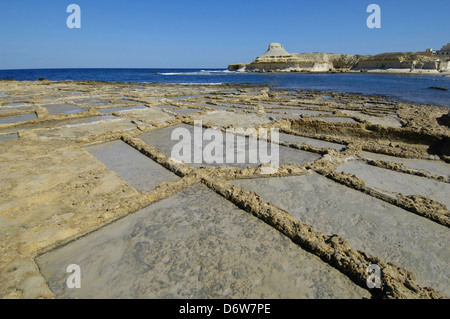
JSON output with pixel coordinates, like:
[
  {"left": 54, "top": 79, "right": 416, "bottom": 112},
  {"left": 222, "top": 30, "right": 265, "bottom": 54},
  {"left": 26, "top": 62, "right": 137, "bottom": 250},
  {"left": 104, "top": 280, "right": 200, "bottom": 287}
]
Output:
[{"left": 228, "top": 42, "right": 450, "bottom": 74}]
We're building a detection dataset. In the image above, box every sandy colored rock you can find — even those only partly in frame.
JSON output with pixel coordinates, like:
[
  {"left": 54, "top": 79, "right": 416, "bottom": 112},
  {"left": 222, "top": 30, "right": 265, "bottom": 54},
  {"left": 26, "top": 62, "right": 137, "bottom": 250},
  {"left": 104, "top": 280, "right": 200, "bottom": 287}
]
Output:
[
  {"left": 0, "top": 80, "right": 449, "bottom": 299},
  {"left": 192, "top": 110, "right": 272, "bottom": 129},
  {"left": 113, "top": 107, "right": 175, "bottom": 125}
]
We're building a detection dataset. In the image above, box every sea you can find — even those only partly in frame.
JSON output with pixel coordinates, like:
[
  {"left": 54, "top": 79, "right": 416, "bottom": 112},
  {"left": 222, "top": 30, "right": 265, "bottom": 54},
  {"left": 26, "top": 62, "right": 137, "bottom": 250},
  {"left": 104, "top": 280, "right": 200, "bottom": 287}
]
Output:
[{"left": 0, "top": 68, "right": 449, "bottom": 107}]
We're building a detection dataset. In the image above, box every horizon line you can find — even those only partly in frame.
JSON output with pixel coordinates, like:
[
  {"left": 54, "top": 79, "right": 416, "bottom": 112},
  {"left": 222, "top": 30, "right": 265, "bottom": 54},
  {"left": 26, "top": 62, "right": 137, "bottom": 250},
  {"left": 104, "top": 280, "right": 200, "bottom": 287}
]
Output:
[{"left": 0, "top": 67, "right": 228, "bottom": 71}]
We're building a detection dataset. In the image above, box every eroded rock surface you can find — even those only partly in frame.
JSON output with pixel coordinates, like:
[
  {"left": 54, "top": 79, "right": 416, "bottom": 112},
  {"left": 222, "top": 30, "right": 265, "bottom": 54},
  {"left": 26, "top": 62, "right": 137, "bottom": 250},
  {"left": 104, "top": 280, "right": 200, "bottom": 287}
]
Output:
[{"left": 1, "top": 80, "right": 449, "bottom": 299}]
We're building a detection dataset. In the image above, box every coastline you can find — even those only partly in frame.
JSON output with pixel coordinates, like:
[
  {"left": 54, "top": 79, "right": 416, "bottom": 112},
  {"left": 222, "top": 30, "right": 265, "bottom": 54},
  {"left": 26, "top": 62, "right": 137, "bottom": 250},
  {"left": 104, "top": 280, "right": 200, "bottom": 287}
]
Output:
[
  {"left": 230, "top": 67, "right": 450, "bottom": 76},
  {"left": 1, "top": 69, "right": 449, "bottom": 108},
  {"left": 228, "top": 43, "right": 450, "bottom": 76}
]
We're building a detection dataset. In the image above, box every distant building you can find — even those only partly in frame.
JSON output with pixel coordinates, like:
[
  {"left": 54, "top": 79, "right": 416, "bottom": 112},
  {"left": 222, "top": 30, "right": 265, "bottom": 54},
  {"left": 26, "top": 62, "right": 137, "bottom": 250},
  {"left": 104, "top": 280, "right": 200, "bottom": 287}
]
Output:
[
  {"left": 417, "top": 48, "right": 435, "bottom": 57},
  {"left": 436, "top": 43, "right": 450, "bottom": 56}
]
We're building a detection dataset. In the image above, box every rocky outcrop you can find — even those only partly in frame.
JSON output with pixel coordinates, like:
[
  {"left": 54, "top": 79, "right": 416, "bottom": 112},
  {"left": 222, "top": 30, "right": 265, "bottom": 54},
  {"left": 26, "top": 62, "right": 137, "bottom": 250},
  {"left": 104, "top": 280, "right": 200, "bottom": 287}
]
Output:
[
  {"left": 354, "top": 52, "right": 440, "bottom": 70},
  {"left": 240, "top": 43, "right": 338, "bottom": 72},
  {"left": 228, "top": 63, "right": 249, "bottom": 72},
  {"left": 229, "top": 43, "right": 450, "bottom": 73}
]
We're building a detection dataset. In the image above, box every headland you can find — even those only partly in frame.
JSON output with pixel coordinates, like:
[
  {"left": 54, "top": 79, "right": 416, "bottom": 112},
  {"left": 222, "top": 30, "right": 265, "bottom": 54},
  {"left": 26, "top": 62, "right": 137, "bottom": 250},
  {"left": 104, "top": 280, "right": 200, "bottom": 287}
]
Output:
[{"left": 229, "top": 43, "right": 450, "bottom": 75}]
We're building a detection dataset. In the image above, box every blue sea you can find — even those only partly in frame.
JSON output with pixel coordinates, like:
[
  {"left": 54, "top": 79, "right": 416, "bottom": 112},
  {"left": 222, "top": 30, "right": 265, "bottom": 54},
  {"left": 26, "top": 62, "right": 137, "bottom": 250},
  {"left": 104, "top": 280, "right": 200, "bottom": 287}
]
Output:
[{"left": 0, "top": 68, "right": 449, "bottom": 107}]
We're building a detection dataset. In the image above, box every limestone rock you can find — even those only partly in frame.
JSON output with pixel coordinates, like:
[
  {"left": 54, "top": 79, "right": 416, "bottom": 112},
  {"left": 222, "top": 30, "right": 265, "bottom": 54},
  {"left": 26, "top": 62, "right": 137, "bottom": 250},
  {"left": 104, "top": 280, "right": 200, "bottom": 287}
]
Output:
[
  {"left": 228, "top": 43, "right": 450, "bottom": 73},
  {"left": 245, "top": 43, "right": 337, "bottom": 73},
  {"left": 258, "top": 42, "right": 292, "bottom": 57}
]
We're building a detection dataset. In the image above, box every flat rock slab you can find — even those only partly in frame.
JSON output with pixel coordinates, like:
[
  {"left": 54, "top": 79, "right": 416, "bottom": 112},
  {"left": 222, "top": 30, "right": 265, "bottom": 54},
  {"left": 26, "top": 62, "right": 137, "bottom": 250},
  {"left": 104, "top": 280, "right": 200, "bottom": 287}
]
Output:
[
  {"left": 65, "top": 115, "right": 115, "bottom": 126},
  {"left": 0, "top": 105, "right": 35, "bottom": 115},
  {"left": 202, "top": 104, "right": 230, "bottom": 111},
  {"left": 98, "top": 105, "right": 147, "bottom": 114},
  {"left": 2, "top": 102, "right": 33, "bottom": 107},
  {"left": 38, "top": 118, "right": 137, "bottom": 140},
  {"left": 36, "top": 184, "right": 368, "bottom": 299},
  {"left": 169, "top": 108, "right": 201, "bottom": 115},
  {"left": 266, "top": 113, "right": 301, "bottom": 119},
  {"left": 138, "top": 124, "right": 320, "bottom": 169},
  {"left": 155, "top": 104, "right": 177, "bottom": 109},
  {"left": 311, "top": 117, "right": 357, "bottom": 123},
  {"left": 192, "top": 110, "right": 272, "bottom": 129},
  {"left": 279, "top": 132, "right": 345, "bottom": 151},
  {"left": 113, "top": 108, "right": 174, "bottom": 125},
  {"left": 341, "top": 110, "right": 402, "bottom": 128},
  {"left": 44, "top": 104, "right": 85, "bottom": 115},
  {"left": 337, "top": 160, "right": 450, "bottom": 208},
  {"left": 0, "top": 133, "right": 18, "bottom": 141},
  {"left": 68, "top": 98, "right": 110, "bottom": 106},
  {"left": 86, "top": 140, "right": 179, "bottom": 192},
  {"left": 266, "top": 108, "right": 332, "bottom": 116},
  {"left": 232, "top": 173, "right": 450, "bottom": 297},
  {"left": 360, "top": 151, "right": 450, "bottom": 178},
  {"left": 0, "top": 138, "right": 139, "bottom": 259},
  {"left": 214, "top": 102, "right": 254, "bottom": 108},
  {"left": 0, "top": 113, "right": 37, "bottom": 124}
]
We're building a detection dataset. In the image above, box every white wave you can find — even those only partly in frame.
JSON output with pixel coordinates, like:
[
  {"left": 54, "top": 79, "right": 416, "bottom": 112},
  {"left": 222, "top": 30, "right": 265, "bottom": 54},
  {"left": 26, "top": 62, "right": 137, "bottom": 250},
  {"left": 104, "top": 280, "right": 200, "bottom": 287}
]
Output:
[
  {"left": 158, "top": 70, "right": 231, "bottom": 76},
  {"left": 200, "top": 70, "right": 231, "bottom": 73},
  {"left": 158, "top": 72, "right": 185, "bottom": 75}
]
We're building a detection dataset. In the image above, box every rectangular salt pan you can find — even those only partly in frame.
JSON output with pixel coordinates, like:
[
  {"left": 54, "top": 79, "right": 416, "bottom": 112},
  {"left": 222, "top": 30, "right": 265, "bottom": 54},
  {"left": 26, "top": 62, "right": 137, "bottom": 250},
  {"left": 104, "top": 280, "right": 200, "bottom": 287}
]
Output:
[
  {"left": 0, "top": 133, "right": 18, "bottom": 141},
  {"left": 86, "top": 140, "right": 179, "bottom": 192},
  {"left": 360, "top": 151, "right": 450, "bottom": 178},
  {"left": 232, "top": 173, "right": 450, "bottom": 297},
  {"left": 169, "top": 108, "right": 201, "bottom": 115},
  {"left": 98, "top": 105, "right": 147, "bottom": 114},
  {"left": 0, "top": 113, "right": 37, "bottom": 124},
  {"left": 138, "top": 124, "right": 320, "bottom": 169},
  {"left": 278, "top": 132, "right": 345, "bottom": 151},
  {"left": 35, "top": 184, "right": 368, "bottom": 299},
  {"left": 267, "top": 108, "right": 332, "bottom": 116},
  {"left": 337, "top": 160, "right": 450, "bottom": 208},
  {"left": 311, "top": 117, "right": 357, "bottom": 123},
  {"left": 45, "top": 104, "right": 85, "bottom": 115}
]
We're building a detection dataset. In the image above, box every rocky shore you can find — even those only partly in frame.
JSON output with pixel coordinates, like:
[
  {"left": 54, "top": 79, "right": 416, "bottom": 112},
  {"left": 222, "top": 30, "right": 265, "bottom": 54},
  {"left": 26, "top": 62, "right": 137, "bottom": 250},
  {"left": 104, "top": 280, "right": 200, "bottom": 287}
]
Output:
[
  {"left": 228, "top": 43, "right": 450, "bottom": 74},
  {"left": 0, "top": 80, "right": 449, "bottom": 299}
]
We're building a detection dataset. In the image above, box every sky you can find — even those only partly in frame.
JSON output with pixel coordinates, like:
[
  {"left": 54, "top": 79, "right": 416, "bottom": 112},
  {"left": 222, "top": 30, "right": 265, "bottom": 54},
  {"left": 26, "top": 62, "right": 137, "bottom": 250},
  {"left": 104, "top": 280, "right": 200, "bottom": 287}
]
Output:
[{"left": 0, "top": 0, "right": 449, "bottom": 69}]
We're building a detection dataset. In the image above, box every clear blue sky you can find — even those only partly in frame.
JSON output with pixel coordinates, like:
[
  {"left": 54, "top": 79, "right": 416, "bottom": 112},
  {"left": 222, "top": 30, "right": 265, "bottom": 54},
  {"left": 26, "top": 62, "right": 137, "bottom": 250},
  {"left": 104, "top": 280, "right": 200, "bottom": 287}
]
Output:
[{"left": 0, "top": 0, "right": 449, "bottom": 69}]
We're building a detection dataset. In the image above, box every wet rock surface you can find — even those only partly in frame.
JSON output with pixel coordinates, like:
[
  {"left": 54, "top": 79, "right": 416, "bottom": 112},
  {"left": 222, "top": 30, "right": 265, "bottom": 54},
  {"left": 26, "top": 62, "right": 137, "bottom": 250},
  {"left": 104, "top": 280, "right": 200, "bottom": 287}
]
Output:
[
  {"left": 232, "top": 173, "right": 450, "bottom": 297},
  {"left": 86, "top": 140, "right": 180, "bottom": 192},
  {"left": 0, "top": 80, "right": 449, "bottom": 299},
  {"left": 36, "top": 184, "right": 369, "bottom": 299}
]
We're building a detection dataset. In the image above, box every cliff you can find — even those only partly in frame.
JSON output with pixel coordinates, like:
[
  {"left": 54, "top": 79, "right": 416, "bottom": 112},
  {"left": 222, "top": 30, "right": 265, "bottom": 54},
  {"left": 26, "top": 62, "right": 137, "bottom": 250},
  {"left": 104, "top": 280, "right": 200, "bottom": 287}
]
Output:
[
  {"left": 354, "top": 52, "right": 444, "bottom": 71},
  {"left": 235, "top": 43, "right": 339, "bottom": 72},
  {"left": 228, "top": 43, "right": 450, "bottom": 73}
]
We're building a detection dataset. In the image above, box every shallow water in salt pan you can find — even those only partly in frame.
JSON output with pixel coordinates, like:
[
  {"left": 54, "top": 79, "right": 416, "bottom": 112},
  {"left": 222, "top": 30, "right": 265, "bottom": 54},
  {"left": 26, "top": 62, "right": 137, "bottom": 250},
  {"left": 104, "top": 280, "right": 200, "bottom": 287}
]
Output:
[
  {"left": 0, "top": 112, "right": 37, "bottom": 124},
  {"left": 232, "top": 173, "right": 450, "bottom": 296},
  {"left": 36, "top": 184, "right": 368, "bottom": 299},
  {"left": 86, "top": 140, "right": 179, "bottom": 191}
]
